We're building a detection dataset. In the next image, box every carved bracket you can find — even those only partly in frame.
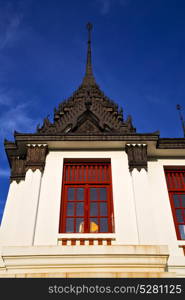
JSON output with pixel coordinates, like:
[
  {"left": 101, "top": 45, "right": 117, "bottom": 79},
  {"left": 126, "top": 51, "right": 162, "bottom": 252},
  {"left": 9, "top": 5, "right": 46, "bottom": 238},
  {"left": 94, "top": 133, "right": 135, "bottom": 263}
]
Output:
[
  {"left": 10, "top": 144, "right": 48, "bottom": 183},
  {"left": 125, "top": 144, "right": 148, "bottom": 172},
  {"left": 25, "top": 144, "right": 48, "bottom": 172},
  {"left": 10, "top": 157, "right": 26, "bottom": 183}
]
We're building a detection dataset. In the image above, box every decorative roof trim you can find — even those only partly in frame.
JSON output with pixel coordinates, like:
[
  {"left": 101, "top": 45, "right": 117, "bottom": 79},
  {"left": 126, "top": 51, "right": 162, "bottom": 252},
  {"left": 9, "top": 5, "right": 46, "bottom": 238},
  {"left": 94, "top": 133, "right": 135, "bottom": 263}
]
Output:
[{"left": 157, "top": 138, "right": 185, "bottom": 149}]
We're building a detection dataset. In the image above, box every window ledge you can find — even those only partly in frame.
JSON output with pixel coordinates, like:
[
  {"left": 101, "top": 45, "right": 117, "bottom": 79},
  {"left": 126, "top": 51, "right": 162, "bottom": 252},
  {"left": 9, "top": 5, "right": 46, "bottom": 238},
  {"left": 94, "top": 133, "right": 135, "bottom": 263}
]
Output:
[{"left": 58, "top": 233, "right": 116, "bottom": 239}]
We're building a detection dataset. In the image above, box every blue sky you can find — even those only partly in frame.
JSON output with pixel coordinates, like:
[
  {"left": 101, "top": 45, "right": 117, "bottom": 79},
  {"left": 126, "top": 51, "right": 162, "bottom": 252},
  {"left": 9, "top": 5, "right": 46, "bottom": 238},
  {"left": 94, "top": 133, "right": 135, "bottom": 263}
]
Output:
[{"left": 0, "top": 0, "right": 185, "bottom": 222}]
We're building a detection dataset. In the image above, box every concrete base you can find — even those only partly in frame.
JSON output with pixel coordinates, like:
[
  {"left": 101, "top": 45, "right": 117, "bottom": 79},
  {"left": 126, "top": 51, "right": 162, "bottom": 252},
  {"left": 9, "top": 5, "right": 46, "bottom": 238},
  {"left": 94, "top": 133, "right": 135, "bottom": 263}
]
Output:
[
  {"left": 0, "top": 272, "right": 175, "bottom": 278},
  {"left": 0, "top": 244, "right": 177, "bottom": 278}
]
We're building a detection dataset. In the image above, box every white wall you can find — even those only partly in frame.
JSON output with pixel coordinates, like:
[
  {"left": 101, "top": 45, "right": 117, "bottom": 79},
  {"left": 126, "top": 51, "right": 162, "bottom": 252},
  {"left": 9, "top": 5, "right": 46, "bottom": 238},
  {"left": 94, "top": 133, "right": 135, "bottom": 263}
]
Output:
[
  {"left": 150, "top": 159, "right": 185, "bottom": 256},
  {"left": 33, "top": 152, "right": 64, "bottom": 245},
  {"left": 1, "top": 149, "right": 185, "bottom": 262},
  {"left": 0, "top": 181, "right": 23, "bottom": 245},
  {"left": 0, "top": 169, "right": 42, "bottom": 246},
  {"left": 34, "top": 150, "right": 139, "bottom": 245},
  {"left": 130, "top": 159, "right": 185, "bottom": 256},
  {"left": 131, "top": 168, "right": 159, "bottom": 244},
  {"left": 111, "top": 152, "right": 138, "bottom": 244}
]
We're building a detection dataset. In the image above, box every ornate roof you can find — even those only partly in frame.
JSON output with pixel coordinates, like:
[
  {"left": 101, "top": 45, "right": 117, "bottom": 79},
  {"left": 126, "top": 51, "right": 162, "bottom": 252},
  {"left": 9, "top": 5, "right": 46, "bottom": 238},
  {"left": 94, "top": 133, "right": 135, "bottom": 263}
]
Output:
[
  {"left": 37, "top": 23, "right": 136, "bottom": 135},
  {"left": 3, "top": 24, "right": 185, "bottom": 181}
]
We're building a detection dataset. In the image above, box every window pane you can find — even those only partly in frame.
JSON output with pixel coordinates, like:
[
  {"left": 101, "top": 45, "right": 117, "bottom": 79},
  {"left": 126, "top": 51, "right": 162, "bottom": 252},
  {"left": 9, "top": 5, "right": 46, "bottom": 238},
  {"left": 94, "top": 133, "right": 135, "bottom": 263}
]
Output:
[
  {"left": 90, "top": 203, "right": 98, "bottom": 216},
  {"left": 179, "top": 225, "right": 185, "bottom": 240},
  {"left": 67, "top": 188, "right": 74, "bottom": 200},
  {"left": 100, "top": 188, "right": 107, "bottom": 201},
  {"left": 66, "top": 218, "right": 74, "bottom": 232},
  {"left": 67, "top": 203, "right": 74, "bottom": 216},
  {"left": 173, "top": 194, "right": 180, "bottom": 207},
  {"left": 76, "top": 218, "right": 84, "bottom": 233},
  {"left": 90, "top": 188, "right": 97, "bottom": 201},
  {"left": 76, "top": 188, "right": 84, "bottom": 201},
  {"left": 100, "top": 203, "right": 108, "bottom": 216},
  {"left": 76, "top": 203, "right": 84, "bottom": 216},
  {"left": 90, "top": 218, "right": 99, "bottom": 232},
  {"left": 181, "top": 194, "right": 185, "bottom": 207},
  {"left": 100, "top": 218, "right": 108, "bottom": 232},
  {"left": 176, "top": 210, "right": 183, "bottom": 223}
]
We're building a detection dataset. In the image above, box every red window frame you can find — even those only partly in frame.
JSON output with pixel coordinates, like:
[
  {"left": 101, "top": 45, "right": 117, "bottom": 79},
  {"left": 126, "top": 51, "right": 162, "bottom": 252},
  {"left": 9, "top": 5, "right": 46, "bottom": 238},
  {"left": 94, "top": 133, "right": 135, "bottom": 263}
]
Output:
[
  {"left": 59, "top": 159, "right": 114, "bottom": 233},
  {"left": 165, "top": 168, "right": 185, "bottom": 240}
]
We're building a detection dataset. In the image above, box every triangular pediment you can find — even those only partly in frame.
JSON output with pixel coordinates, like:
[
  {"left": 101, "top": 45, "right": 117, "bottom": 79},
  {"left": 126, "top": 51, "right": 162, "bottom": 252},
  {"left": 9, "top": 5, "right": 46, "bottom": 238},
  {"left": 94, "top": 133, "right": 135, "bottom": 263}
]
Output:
[
  {"left": 72, "top": 109, "right": 103, "bottom": 133},
  {"left": 74, "top": 119, "right": 101, "bottom": 134}
]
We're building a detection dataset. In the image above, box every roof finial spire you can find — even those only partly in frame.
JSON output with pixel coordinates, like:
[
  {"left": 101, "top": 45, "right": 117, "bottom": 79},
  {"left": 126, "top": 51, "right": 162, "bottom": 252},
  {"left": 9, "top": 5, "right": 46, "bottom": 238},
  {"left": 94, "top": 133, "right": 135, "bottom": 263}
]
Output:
[
  {"left": 87, "top": 22, "right": 92, "bottom": 43},
  {"left": 82, "top": 22, "right": 96, "bottom": 86}
]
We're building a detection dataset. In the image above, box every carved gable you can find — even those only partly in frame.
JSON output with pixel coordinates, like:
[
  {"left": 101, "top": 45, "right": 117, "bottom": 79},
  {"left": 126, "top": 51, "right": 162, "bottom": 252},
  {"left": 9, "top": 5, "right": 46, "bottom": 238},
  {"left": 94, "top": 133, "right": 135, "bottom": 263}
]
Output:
[
  {"left": 37, "top": 83, "right": 136, "bottom": 135},
  {"left": 75, "top": 119, "right": 101, "bottom": 134}
]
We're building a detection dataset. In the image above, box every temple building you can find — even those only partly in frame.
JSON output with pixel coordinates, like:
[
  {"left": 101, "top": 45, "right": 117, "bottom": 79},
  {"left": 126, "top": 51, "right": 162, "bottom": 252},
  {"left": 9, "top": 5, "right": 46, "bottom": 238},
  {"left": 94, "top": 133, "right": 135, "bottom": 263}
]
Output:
[{"left": 0, "top": 24, "right": 185, "bottom": 278}]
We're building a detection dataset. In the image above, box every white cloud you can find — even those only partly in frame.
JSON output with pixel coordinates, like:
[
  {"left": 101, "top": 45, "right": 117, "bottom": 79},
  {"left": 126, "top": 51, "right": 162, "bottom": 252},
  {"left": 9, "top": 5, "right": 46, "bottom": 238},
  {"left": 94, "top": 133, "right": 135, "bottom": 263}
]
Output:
[
  {"left": 96, "top": 0, "right": 130, "bottom": 15},
  {"left": 0, "top": 103, "right": 38, "bottom": 138},
  {"left": 98, "top": 0, "right": 111, "bottom": 15},
  {"left": 0, "top": 2, "right": 23, "bottom": 50},
  {"left": 0, "top": 16, "right": 22, "bottom": 50},
  {"left": 0, "top": 88, "right": 14, "bottom": 106}
]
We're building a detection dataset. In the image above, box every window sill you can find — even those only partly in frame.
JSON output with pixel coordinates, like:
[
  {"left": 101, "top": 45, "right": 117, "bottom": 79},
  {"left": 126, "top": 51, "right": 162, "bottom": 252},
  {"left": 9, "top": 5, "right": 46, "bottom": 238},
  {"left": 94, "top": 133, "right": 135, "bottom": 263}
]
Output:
[
  {"left": 58, "top": 233, "right": 115, "bottom": 239},
  {"left": 58, "top": 233, "right": 115, "bottom": 246}
]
